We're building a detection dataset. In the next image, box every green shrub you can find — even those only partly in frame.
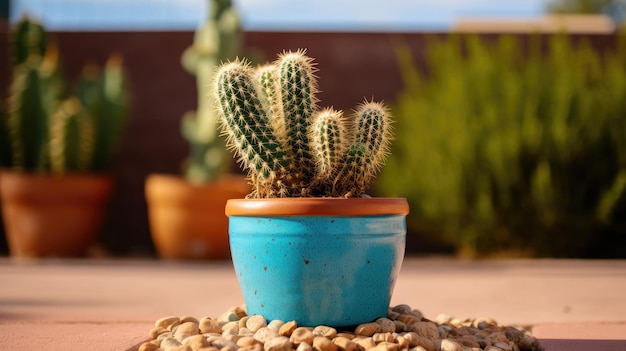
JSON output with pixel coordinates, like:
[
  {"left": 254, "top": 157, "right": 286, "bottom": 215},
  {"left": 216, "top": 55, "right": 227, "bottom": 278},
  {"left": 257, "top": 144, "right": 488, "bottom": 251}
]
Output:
[{"left": 380, "top": 33, "right": 626, "bottom": 257}]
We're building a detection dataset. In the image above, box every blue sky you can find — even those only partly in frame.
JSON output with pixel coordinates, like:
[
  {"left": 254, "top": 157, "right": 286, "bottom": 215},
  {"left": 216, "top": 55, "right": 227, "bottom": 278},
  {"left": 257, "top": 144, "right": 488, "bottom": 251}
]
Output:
[{"left": 11, "top": 0, "right": 551, "bottom": 31}]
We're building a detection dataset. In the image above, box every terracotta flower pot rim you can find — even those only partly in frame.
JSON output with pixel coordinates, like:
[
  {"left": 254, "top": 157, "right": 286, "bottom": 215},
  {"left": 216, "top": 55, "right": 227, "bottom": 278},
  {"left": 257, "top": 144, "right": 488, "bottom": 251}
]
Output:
[{"left": 225, "top": 197, "right": 409, "bottom": 217}]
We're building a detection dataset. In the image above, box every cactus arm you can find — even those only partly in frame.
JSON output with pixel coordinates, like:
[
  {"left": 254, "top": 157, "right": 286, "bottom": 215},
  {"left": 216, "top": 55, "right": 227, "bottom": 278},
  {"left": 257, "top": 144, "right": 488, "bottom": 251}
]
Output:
[
  {"left": 9, "top": 15, "right": 47, "bottom": 67},
  {"left": 49, "top": 98, "right": 95, "bottom": 173},
  {"left": 332, "top": 143, "right": 370, "bottom": 197},
  {"left": 353, "top": 101, "right": 394, "bottom": 173},
  {"left": 331, "top": 101, "right": 393, "bottom": 197},
  {"left": 276, "top": 50, "right": 319, "bottom": 193},
  {"left": 309, "top": 108, "right": 347, "bottom": 196},
  {"left": 215, "top": 60, "right": 290, "bottom": 196},
  {"left": 7, "top": 59, "right": 50, "bottom": 171},
  {"left": 255, "top": 64, "right": 286, "bottom": 142},
  {"left": 77, "top": 54, "right": 128, "bottom": 172}
]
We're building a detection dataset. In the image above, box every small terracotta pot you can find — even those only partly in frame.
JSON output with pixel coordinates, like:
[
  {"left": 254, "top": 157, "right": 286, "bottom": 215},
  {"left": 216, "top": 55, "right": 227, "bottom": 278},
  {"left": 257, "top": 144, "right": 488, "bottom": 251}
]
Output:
[
  {"left": 0, "top": 171, "right": 113, "bottom": 258},
  {"left": 145, "top": 173, "right": 249, "bottom": 260}
]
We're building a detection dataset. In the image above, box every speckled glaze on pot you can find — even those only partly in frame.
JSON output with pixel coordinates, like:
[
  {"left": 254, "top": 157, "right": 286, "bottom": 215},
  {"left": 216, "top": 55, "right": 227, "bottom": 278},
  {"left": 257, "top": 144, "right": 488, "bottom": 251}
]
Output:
[{"left": 226, "top": 198, "right": 408, "bottom": 327}]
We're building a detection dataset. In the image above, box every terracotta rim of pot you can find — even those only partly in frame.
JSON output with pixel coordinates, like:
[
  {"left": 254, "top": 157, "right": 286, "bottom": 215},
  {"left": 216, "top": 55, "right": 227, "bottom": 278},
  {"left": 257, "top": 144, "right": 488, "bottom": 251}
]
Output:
[{"left": 225, "top": 197, "right": 409, "bottom": 216}]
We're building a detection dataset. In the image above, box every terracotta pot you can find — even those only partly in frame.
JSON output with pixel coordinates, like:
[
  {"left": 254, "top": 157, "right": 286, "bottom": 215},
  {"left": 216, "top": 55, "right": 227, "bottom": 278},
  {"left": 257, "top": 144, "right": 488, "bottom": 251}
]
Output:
[
  {"left": 145, "top": 173, "right": 249, "bottom": 260},
  {"left": 0, "top": 171, "right": 113, "bottom": 258},
  {"left": 226, "top": 197, "right": 409, "bottom": 327}
]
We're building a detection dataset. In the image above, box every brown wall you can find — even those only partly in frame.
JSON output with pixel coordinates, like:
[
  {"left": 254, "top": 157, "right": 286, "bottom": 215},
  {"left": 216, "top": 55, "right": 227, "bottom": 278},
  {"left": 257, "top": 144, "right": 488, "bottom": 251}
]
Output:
[{"left": 0, "top": 30, "right": 620, "bottom": 255}]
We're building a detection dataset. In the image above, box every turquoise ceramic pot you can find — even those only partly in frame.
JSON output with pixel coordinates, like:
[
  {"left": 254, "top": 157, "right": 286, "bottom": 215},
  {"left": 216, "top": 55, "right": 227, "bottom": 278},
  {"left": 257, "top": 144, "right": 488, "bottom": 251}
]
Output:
[{"left": 226, "top": 198, "right": 408, "bottom": 327}]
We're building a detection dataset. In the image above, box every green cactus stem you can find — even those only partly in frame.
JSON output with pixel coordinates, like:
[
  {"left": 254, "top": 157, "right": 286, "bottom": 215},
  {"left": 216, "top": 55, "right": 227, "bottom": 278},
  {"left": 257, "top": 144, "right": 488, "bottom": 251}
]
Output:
[
  {"left": 215, "top": 60, "right": 290, "bottom": 197},
  {"left": 353, "top": 101, "right": 393, "bottom": 173},
  {"left": 7, "top": 59, "right": 47, "bottom": 171},
  {"left": 310, "top": 108, "right": 348, "bottom": 187},
  {"left": 256, "top": 64, "right": 285, "bottom": 140},
  {"left": 49, "top": 97, "right": 95, "bottom": 173},
  {"left": 330, "top": 101, "right": 393, "bottom": 197},
  {"left": 276, "top": 50, "right": 318, "bottom": 193},
  {"left": 9, "top": 15, "right": 47, "bottom": 67}
]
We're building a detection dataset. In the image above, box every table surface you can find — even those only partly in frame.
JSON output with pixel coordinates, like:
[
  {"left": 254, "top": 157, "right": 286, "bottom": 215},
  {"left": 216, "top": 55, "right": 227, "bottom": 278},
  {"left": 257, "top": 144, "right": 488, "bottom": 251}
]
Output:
[{"left": 1, "top": 257, "right": 625, "bottom": 351}]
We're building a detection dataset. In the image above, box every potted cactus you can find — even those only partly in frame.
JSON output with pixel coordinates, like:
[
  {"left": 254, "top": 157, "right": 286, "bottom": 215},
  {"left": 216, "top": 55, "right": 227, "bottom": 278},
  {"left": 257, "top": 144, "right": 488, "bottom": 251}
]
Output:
[
  {"left": 145, "top": 0, "right": 249, "bottom": 260},
  {"left": 216, "top": 50, "right": 409, "bottom": 327},
  {"left": 0, "top": 17, "right": 129, "bottom": 258}
]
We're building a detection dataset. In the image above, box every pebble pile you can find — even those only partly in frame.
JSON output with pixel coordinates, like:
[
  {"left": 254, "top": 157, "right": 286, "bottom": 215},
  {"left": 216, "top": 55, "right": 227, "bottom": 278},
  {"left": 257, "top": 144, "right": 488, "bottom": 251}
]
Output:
[{"left": 139, "top": 304, "right": 543, "bottom": 351}]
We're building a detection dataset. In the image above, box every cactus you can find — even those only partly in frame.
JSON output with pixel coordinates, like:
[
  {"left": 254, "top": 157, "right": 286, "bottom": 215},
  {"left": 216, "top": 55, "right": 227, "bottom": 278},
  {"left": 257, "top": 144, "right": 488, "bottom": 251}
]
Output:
[
  {"left": 6, "top": 50, "right": 63, "bottom": 171},
  {"left": 49, "top": 97, "right": 95, "bottom": 173},
  {"left": 215, "top": 51, "right": 393, "bottom": 198},
  {"left": 180, "top": 0, "right": 241, "bottom": 184},
  {"left": 9, "top": 14, "right": 47, "bottom": 67},
  {"left": 2, "top": 16, "right": 129, "bottom": 174},
  {"left": 75, "top": 55, "right": 129, "bottom": 171}
]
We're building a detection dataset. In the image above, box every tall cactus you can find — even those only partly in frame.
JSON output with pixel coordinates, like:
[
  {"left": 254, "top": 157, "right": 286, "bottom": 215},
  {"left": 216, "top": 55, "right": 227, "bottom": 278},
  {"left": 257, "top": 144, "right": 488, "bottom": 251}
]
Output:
[
  {"left": 275, "top": 51, "right": 318, "bottom": 193},
  {"left": 215, "top": 50, "right": 393, "bottom": 198},
  {"left": 7, "top": 49, "right": 64, "bottom": 171},
  {"left": 180, "top": 0, "right": 241, "bottom": 184},
  {"left": 215, "top": 60, "right": 290, "bottom": 197}
]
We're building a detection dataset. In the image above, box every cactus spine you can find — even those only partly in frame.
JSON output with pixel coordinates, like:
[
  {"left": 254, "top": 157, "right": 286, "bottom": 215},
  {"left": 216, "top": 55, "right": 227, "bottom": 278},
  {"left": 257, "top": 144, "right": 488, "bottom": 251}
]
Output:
[
  {"left": 180, "top": 0, "right": 241, "bottom": 184},
  {"left": 215, "top": 50, "right": 393, "bottom": 198}
]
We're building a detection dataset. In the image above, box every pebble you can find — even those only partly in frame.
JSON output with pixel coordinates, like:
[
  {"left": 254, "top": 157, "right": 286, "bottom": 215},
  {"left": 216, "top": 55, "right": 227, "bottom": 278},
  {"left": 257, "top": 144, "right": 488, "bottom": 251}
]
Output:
[
  {"left": 313, "top": 336, "right": 338, "bottom": 351},
  {"left": 410, "top": 322, "right": 439, "bottom": 340},
  {"left": 290, "top": 327, "right": 315, "bottom": 345},
  {"left": 254, "top": 327, "right": 280, "bottom": 343},
  {"left": 375, "top": 318, "right": 396, "bottom": 333},
  {"left": 200, "top": 317, "right": 222, "bottom": 334},
  {"left": 355, "top": 322, "right": 381, "bottom": 337},
  {"left": 237, "top": 336, "right": 260, "bottom": 347},
  {"left": 313, "top": 325, "right": 337, "bottom": 339},
  {"left": 278, "top": 321, "right": 297, "bottom": 336},
  {"left": 174, "top": 321, "right": 200, "bottom": 341},
  {"left": 264, "top": 336, "right": 292, "bottom": 351},
  {"left": 332, "top": 336, "right": 359, "bottom": 351},
  {"left": 143, "top": 304, "right": 543, "bottom": 351},
  {"left": 182, "top": 334, "right": 210, "bottom": 349},
  {"left": 439, "top": 339, "right": 464, "bottom": 351},
  {"left": 296, "top": 342, "right": 313, "bottom": 351},
  {"left": 247, "top": 315, "right": 268, "bottom": 332},
  {"left": 156, "top": 316, "right": 181, "bottom": 329},
  {"left": 267, "top": 320, "right": 285, "bottom": 333}
]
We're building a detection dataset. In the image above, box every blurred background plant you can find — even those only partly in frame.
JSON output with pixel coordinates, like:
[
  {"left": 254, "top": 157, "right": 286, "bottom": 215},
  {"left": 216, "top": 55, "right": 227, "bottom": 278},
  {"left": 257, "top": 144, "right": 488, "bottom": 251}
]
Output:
[
  {"left": 179, "top": 0, "right": 242, "bottom": 184},
  {"left": 380, "top": 31, "right": 626, "bottom": 258},
  {"left": 548, "top": 0, "right": 626, "bottom": 26},
  {"left": 0, "top": 16, "right": 129, "bottom": 174}
]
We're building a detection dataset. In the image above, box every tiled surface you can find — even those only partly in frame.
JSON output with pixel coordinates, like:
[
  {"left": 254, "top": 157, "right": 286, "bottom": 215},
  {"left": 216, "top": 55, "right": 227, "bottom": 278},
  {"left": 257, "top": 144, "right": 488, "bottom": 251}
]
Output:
[{"left": 1, "top": 258, "right": 625, "bottom": 350}]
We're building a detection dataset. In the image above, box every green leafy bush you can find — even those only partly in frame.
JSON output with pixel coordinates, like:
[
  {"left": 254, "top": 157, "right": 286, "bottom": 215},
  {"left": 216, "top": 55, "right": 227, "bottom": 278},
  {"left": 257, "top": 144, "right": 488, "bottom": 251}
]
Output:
[{"left": 380, "top": 33, "right": 626, "bottom": 257}]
